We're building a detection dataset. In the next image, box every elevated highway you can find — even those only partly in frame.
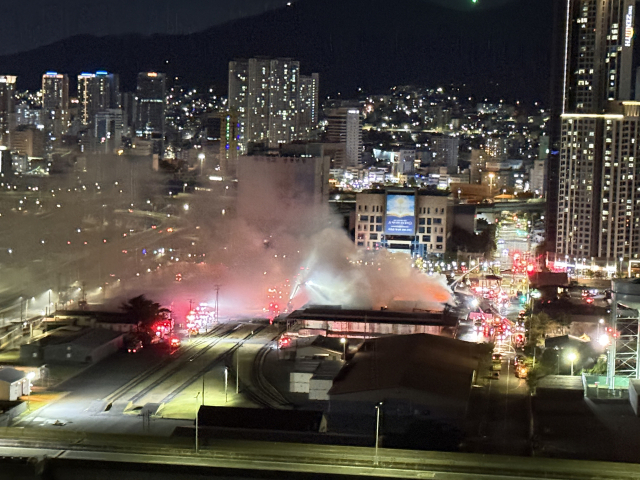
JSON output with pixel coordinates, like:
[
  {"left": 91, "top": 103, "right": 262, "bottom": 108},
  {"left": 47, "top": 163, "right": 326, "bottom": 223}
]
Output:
[{"left": 0, "top": 428, "right": 638, "bottom": 479}]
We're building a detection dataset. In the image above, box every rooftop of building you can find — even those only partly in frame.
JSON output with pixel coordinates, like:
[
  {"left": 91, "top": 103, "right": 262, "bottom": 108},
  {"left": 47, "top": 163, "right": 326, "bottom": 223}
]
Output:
[
  {"left": 328, "top": 333, "right": 490, "bottom": 398},
  {"left": 0, "top": 367, "right": 26, "bottom": 384},
  {"left": 287, "top": 306, "right": 455, "bottom": 325},
  {"left": 26, "top": 326, "right": 123, "bottom": 349},
  {"left": 51, "top": 310, "right": 138, "bottom": 325}
]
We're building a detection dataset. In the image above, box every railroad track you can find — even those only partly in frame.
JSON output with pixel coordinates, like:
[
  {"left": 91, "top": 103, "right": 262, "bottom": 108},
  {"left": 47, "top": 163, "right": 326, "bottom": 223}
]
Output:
[
  {"left": 126, "top": 324, "right": 244, "bottom": 405},
  {"left": 247, "top": 341, "right": 291, "bottom": 409},
  {"left": 103, "top": 323, "right": 236, "bottom": 409},
  {"left": 159, "top": 325, "right": 266, "bottom": 404}
]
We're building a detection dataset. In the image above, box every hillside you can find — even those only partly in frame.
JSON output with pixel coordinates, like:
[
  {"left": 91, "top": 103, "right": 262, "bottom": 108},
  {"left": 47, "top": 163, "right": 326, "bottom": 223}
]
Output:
[{"left": 0, "top": 0, "right": 554, "bottom": 102}]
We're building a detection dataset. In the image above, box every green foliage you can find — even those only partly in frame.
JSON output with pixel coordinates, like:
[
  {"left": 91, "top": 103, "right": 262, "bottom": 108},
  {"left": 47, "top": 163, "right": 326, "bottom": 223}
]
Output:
[
  {"left": 526, "top": 313, "right": 560, "bottom": 348},
  {"left": 120, "top": 295, "right": 169, "bottom": 328},
  {"left": 586, "top": 356, "right": 607, "bottom": 375}
]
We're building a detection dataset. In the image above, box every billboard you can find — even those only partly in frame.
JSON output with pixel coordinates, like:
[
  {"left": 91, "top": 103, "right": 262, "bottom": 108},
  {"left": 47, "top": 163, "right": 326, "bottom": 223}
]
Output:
[{"left": 385, "top": 194, "right": 415, "bottom": 235}]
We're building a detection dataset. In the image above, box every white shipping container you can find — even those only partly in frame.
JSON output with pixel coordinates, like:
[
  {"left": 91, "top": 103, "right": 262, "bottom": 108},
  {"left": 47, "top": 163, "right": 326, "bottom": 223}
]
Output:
[
  {"left": 290, "top": 382, "right": 310, "bottom": 393},
  {"left": 290, "top": 372, "right": 313, "bottom": 383}
]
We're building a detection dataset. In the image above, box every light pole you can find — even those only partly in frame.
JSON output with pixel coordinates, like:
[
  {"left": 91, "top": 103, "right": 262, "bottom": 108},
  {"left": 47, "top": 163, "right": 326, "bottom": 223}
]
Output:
[
  {"left": 340, "top": 337, "right": 347, "bottom": 360},
  {"left": 202, "top": 374, "right": 205, "bottom": 406},
  {"left": 194, "top": 392, "right": 200, "bottom": 452},
  {"left": 236, "top": 347, "right": 240, "bottom": 394},
  {"left": 26, "top": 371, "right": 35, "bottom": 408},
  {"left": 375, "top": 402, "right": 383, "bottom": 463},
  {"left": 224, "top": 367, "right": 228, "bottom": 403},
  {"left": 567, "top": 351, "right": 577, "bottom": 376},
  {"left": 598, "top": 318, "right": 605, "bottom": 340},
  {"left": 198, "top": 153, "right": 205, "bottom": 176}
]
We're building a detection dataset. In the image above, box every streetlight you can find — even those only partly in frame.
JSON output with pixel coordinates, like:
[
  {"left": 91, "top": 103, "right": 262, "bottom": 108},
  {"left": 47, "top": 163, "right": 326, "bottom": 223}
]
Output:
[
  {"left": 194, "top": 392, "right": 200, "bottom": 452},
  {"left": 224, "top": 367, "right": 228, "bottom": 403},
  {"left": 26, "top": 371, "right": 35, "bottom": 407},
  {"left": 198, "top": 153, "right": 205, "bottom": 176},
  {"left": 340, "top": 337, "right": 347, "bottom": 360},
  {"left": 598, "top": 318, "right": 605, "bottom": 340},
  {"left": 488, "top": 172, "right": 495, "bottom": 195},
  {"left": 567, "top": 351, "right": 577, "bottom": 376},
  {"left": 236, "top": 347, "right": 240, "bottom": 395},
  {"left": 375, "top": 402, "right": 383, "bottom": 462}
]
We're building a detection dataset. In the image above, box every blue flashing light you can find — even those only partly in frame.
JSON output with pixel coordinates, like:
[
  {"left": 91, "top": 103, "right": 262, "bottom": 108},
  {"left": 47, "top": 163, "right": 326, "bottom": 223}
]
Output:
[
  {"left": 142, "top": 248, "right": 147, "bottom": 255},
  {"left": 96, "top": 70, "right": 108, "bottom": 75},
  {"left": 45, "top": 71, "right": 58, "bottom": 75},
  {"left": 80, "top": 72, "right": 92, "bottom": 76},
  {"left": 225, "top": 144, "right": 230, "bottom": 150}
]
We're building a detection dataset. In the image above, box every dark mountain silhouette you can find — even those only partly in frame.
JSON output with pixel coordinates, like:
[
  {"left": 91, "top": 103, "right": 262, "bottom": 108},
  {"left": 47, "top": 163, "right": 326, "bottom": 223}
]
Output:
[{"left": 0, "top": 0, "right": 554, "bottom": 102}]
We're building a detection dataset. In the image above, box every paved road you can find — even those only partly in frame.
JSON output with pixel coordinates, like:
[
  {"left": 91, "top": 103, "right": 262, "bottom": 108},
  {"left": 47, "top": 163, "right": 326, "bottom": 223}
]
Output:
[{"left": 465, "top": 359, "right": 531, "bottom": 456}]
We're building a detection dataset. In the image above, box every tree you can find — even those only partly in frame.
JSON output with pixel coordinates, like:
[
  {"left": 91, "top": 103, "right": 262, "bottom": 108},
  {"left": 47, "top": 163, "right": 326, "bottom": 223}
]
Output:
[
  {"left": 526, "top": 313, "right": 560, "bottom": 349},
  {"left": 120, "top": 295, "right": 169, "bottom": 329}
]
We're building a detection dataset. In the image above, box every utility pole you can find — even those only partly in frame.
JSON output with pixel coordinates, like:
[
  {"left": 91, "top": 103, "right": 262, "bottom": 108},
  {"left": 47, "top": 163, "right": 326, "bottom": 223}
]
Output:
[
  {"left": 214, "top": 285, "right": 221, "bottom": 324},
  {"left": 224, "top": 367, "right": 228, "bottom": 403},
  {"left": 195, "top": 392, "right": 200, "bottom": 452},
  {"left": 375, "top": 402, "right": 383, "bottom": 464},
  {"left": 236, "top": 348, "right": 240, "bottom": 394}
]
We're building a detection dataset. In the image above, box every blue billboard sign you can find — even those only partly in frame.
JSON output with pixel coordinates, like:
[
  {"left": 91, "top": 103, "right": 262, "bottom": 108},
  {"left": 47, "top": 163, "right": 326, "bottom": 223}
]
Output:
[{"left": 385, "top": 194, "right": 415, "bottom": 235}]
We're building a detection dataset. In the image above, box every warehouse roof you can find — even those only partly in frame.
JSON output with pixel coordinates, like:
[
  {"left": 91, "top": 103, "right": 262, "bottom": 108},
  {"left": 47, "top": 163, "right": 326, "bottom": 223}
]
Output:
[
  {"left": 328, "top": 334, "right": 490, "bottom": 399},
  {"left": 27, "top": 327, "right": 122, "bottom": 348}
]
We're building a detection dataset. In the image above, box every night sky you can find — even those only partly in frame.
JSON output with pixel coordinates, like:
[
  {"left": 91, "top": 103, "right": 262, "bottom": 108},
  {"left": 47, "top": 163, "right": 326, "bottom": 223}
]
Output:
[{"left": 2, "top": 0, "right": 521, "bottom": 56}]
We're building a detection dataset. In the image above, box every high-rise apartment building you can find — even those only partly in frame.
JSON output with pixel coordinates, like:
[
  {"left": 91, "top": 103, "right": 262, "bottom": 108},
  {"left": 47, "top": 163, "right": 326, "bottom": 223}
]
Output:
[
  {"left": 77, "top": 71, "right": 120, "bottom": 127},
  {"left": 228, "top": 60, "right": 249, "bottom": 150},
  {"left": 246, "top": 58, "right": 271, "bottom": 148},
  {"left": 135, "top": 72, "right": 166, "bottom": 154},
  {"left": 42, "top": 72, "right": 69, "bottom": 138},
  {"left": 0, "top": 76, "right": 16, "bottom": 147},
  {"left": 298, "top": 73, "right": 319, "bottom": 138},
  {"left": 229, "top": 58, "right": 315, "bottom": 152},
  {"left": 556, "top": 0, "right": 640, "bottom": 260},
  {"left": 428, "top": 135, "right": 459, "bottom": 170},
  {"left": 268, "top": 58, "right": 299, "bottom": 148},
  {"left": 325, "top": 106, "right": 363, "bottom": 168}
]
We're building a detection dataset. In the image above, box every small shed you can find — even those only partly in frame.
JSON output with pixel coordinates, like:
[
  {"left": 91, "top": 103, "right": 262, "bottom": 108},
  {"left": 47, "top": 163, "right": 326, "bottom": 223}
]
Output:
[{"left": 0, "top": 368, "right": 28, "bottom": 401}]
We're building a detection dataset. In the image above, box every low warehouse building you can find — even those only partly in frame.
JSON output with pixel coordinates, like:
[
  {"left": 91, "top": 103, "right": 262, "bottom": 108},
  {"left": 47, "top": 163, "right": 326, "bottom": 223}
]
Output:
[
  {"left": 328, "top": 334, "right": 490, "bottom": 445},
  {"left": 20, "top": 327, "right": 124, "bottom": 365}
]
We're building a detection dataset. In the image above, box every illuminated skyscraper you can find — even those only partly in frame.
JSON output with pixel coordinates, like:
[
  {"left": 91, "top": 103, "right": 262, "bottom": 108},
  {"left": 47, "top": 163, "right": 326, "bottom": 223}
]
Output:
[
  {"left": 0, "top": 75, "right": 16, "bottom": 147},
  {"left": 42, "top": 72, "right": 69, "bottom": 138},
  {"left": 135, "top": 72, "right": 166, "bottom": 154},
  {"left": 556, "top": 0, "right": 640, "bottom": 260},
  {"left": 77, "top": 71, "right": 120, "bottom": 126}
]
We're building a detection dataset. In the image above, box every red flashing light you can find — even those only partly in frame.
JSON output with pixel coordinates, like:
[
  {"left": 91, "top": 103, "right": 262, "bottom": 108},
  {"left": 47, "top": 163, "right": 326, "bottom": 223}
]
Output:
[{"left": 526, "top": 264, "right": 535, "bottom": 274}]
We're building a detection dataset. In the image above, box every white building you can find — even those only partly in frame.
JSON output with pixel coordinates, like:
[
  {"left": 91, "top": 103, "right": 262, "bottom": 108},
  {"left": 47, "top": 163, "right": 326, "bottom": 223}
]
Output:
[
  {"left": 0, "top": 368, "right": 28, "bottom": 401},
  {"left": 325, "top": 107, "right": 362, "bottom": 168},
  {"left": 355, "top": 189, "right": 451, "bottom": 256},
  {"left": 558, "top": 102, "right": 640, "bottom": 261}
]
